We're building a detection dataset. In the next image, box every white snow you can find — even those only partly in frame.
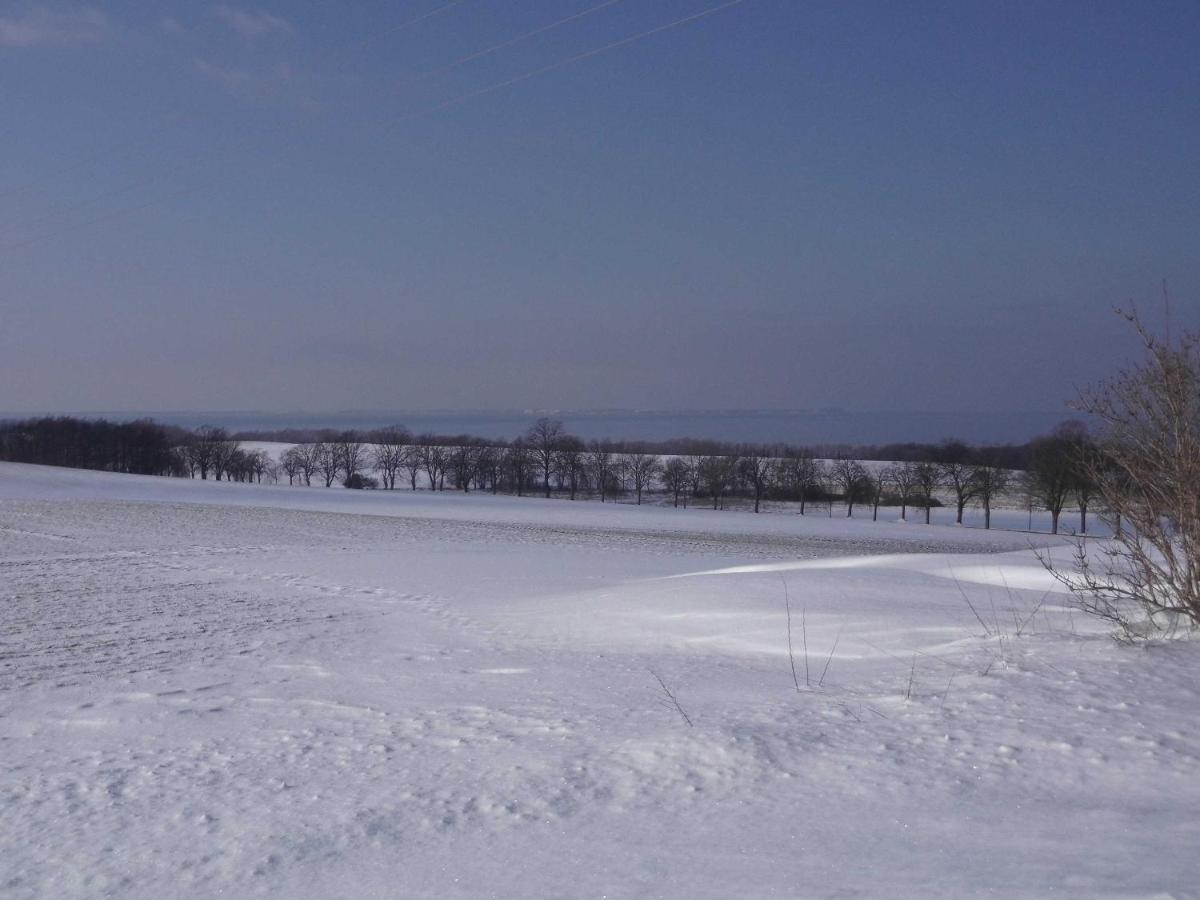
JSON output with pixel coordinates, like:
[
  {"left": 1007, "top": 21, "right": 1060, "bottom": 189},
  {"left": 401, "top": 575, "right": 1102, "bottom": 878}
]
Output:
[{"left": 1, "top": 462, "right": 1197, "bottom": 898}]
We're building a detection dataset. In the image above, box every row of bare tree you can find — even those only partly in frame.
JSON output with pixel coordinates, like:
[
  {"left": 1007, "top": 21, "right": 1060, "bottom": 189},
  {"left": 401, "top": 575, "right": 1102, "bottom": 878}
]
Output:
[
  {"left": 180, "top": 426, "right": 275, "bottom": 483},
  {"left": 0, "top": 416, "right": 1102, "bottom": 534},
  {"left": 217, "top": 418, "right": 1099, "bottom": 533}
]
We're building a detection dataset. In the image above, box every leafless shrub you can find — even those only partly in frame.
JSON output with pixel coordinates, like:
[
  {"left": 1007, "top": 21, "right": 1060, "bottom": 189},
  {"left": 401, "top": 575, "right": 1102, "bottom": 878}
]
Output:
[
  {"left": 649, "top": 669, "right": 693, "bottom": 727},
  {"left": 817, "top": 625, "right": 842, "bottom": 688},
  {"left": 948, "top": 566, "right": 993, "bottom": 636},
  {"left": 939, "top": 672, "right": 956, "bottom": 709},
  {"left": 1039, "top": 308, "right": 1200, "bottom": 639},
  {"left": 782, "top": 578, "right": 805, "bottom": 691},
  {"left": 903, "top": 653, "right": 917, "bottom": 702}
]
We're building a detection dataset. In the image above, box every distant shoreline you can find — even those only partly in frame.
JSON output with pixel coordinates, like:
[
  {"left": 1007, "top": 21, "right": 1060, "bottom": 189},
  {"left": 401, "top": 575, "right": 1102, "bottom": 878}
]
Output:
[{"left": 0, "top": 409, "right": 1077, "bottom": 446}]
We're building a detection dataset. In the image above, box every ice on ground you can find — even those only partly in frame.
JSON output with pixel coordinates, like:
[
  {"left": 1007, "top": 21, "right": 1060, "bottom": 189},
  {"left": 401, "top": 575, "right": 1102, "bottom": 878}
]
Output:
[{"left": 1, "top": 462, "right": 1197, "bottom": 898}]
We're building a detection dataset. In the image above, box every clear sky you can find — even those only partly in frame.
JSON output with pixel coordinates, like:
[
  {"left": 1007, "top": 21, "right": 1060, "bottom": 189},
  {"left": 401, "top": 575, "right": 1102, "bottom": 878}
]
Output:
[{"left": 2, "top": 0, "right": 1197, "bottom": 416}]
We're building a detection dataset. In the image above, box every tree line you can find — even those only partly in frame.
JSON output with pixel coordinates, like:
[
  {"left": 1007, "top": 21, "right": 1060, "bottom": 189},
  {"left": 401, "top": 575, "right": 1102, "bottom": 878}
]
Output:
[
  {"left": 0, "top": 415, "right": 1103, "bottom": 533},
  {"left": 0, "top": 417, "right": 185, "bottom": 476},
  {"left": 230, "top": 426, "right": 1033, "bottom": 470},
  {"left": 270, "top": 418, "right": 1106, "bottom": 534}
]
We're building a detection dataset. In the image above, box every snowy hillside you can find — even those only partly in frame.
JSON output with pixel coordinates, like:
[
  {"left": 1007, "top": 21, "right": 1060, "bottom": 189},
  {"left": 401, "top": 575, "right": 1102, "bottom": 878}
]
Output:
[{"left": 1, "top": 462, "right": 1197, "bottom": 897}]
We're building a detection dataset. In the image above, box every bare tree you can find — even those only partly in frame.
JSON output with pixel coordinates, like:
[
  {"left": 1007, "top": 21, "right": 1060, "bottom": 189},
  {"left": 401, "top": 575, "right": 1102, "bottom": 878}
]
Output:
[
  {"left": 1070, "top": 433, "right": 1101, "bottom": 534},
  {"left": 814, "top": 464, "right": 837, "bottom": 517},
  {"left": 936, "top": 441, "right": 980, "bottom": 525},
  {"left": 219, "top": 447, "right": 240, "bottom": 481},
  {"left": 738, "top": 449, "right": 775, "bottom": 513},
  {"left": 685, "top": 453, "right": 706, "bottom": 501},
  {"left": 940, "top": 464, "right": 980, "bottom": 525},
  {"left": 250, "top": 449, "right": 271, "bottom": 484},
  {"left": 775, "top": 449, "right": 803, "bottom": 508},
  {"left": 334, "top": 431, "right": 367, "bottom": 486},
  {"left": 1042, "top": 309, "right": 1200, "bottom": 637},
  {"left": 314, "top": 442, "right": 340, "bottom": 488},
  {"left": 448, "top": 440, "right": 483, "bottom": 492},
  {"left": 1024, "top": 424, "right": 1081, "bottom": 534},
  {"left": 179, "top": 448, "right": 196, "bottom": 478},
  {"left": 281, "top": 446, "right": 302, "bottom": 485},
  {"left": 184, "top": 443, "right": 204, "bottom": 480},
  {"left": 401, "top": 443, "right": 423, "bottom": 491},
  {"left": 866, "top": 465, "right": 894, "bottom": 522},
  {"left": 526, "top": 418, "right": 565, "bottom": 499},
  {"left": 474, "top": 445, "right": 501, "bottom": 494},
  {"left": 371, "top": 426, "right": 409, "bottom": 490},
  {"left": 419, "top": 439, "right": 448, "bottom": 491},
  {"left": 831, "top": 457, "right": 868, "bottom": 517},
  {"left": 661, "top": 457, "right": 692, "bottom": 508},
  {"left": 775, "top": 449, "right": 825, "bottom": 516},
  {"left": 891, "top": 461, "right": 920, "bottom": 521},
  {"left": 501, "top": 441, "right": 527, "bottom": 496},
  {"left": 189, "top": 425, "right": 232, "bottom": 480},
  {"left": 1094, "top": 451, "right": 1131, "bottom": 536},
  {"left": 625, "top": 452, "right": 662, "bottom": 506},
  {"left": 294, "top": 443, "right": 319, "bottom": 486},
  {"left": 586, "top": 442, "right": 616, "bottom": 502},
  {"left": 211, "top": 436, "right": 242, "bottom": 482},
  {"left": 971, "top": 453, "right": 1011, "bottom": 530},
  {"left": 700, "top": 454, "right": 738, "bottom": 510},
  {"left": 187, "top": 425, "right": 225, "bottom": 480},
  {"left": 912, "top": 461, "right": 941, "bottom": 525},
  {"left": 554, "top": 436, "right": 587, "bottom": 500}
]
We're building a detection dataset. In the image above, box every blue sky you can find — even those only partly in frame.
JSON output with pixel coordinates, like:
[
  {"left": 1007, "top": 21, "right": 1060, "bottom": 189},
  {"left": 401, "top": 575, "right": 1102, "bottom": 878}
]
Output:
[{"left": 2, "top": 0, "right": 1197, "bottom": 415}]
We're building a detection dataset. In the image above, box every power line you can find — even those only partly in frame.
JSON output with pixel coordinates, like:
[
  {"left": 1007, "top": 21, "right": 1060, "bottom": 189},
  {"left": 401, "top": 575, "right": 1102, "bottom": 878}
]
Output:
[
  {"left": 405, "top": 0, "right": 751, "bottom": 120},
  {"left": 399, "top": 0, "right": 629, "bottom": 89},
  {"left": 333, "top": 0, "right": 469, "bottom": 64},
  {"left": 2, "top": 0, "right": 755, "bottom": 256}
]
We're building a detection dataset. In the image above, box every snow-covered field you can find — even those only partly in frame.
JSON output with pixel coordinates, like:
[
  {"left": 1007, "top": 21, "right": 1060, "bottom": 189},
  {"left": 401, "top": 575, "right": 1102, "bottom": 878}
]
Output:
[{"left": 1, "top": 462, "right": 1197, "bottom": 898}]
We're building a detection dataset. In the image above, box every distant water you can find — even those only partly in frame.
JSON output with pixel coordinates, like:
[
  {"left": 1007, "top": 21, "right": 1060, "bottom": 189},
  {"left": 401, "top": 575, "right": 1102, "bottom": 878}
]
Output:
[{"left": 28, "top": 409, "right": 1080, "bottom": 446}]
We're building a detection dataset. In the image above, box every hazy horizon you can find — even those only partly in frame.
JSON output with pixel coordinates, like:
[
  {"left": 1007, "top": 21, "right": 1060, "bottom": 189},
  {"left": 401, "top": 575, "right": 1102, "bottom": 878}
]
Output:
[{"left": 0, "top": 406, "right": 1087, "bottom": 446}]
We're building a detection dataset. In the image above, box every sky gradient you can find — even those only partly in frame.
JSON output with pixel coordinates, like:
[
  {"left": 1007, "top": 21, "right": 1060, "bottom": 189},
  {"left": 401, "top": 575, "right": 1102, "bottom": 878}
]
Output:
[{"left": 2, "top": 0, "right": 1198, "bottom": 417}]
